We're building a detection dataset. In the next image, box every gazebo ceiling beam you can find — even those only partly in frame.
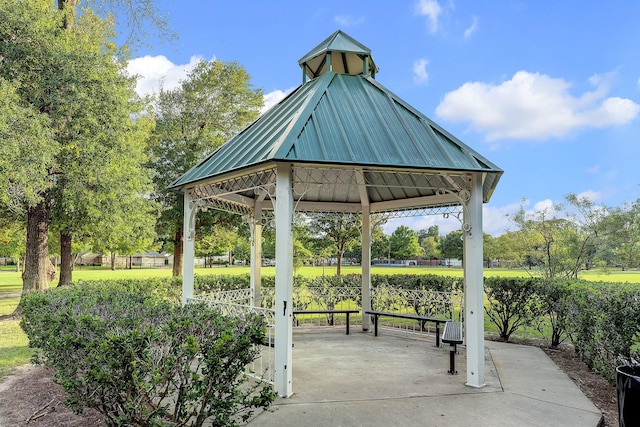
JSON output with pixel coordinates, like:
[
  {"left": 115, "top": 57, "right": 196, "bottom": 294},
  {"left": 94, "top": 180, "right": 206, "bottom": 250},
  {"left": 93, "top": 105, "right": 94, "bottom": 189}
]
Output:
[
  {"left": 371, "top": 193, "right": 461, "bottom": 212},
  {"left": 193, "top": 190, "right": 257, "bottom": 208}
]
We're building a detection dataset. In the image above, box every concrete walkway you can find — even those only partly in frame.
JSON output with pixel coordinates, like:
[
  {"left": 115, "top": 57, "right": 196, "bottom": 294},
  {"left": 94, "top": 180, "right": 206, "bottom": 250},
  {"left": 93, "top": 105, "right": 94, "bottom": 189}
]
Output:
[{"left": 247, "top": 328, "right": 602, "bottom": 427}]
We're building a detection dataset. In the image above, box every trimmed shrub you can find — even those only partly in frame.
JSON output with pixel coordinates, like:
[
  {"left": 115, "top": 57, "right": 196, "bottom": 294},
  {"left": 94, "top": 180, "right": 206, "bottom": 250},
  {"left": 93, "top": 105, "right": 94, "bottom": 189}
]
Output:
[
  {"left": 195, "top": 273, "right": 251, "bottom": 293},
  {"left": 371, "top": 274, "right": 462, "bottom": 292},
  {"left": 567, "top": 280, "right": 640, "bottom": 383},
  {"left": 484, "top": 277, "right": 543, "bottom": 341},
  {"left": 20, "top": 281, "right": 275, "bottom": 427},
  {"left": 535, "top": 279, "right": 573, "bottom": 347}
]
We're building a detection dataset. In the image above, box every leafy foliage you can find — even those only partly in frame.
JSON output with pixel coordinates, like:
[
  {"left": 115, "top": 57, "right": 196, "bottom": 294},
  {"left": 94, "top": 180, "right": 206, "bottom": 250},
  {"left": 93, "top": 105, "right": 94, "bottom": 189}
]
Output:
[
  {"left": 438, "top": 230, "right": 463, "bottom": 261},
  {"left": 149, "top": 59, "right": 263, "bottom": 276},
  {"left": 0, "top": 0, "right": 158, "bottom": 289},
  {"left": 20, "top": 280, "right": 275, "bottom": 427},
  {"left": 484, "top": 276, "right": 543, "bottom": 341},
  {"left": 535, "top": 278, "right": 572, "bottom": 347},
  {"left": 566, "top": 280, "right": 640, "bottom": 383},
  {"left": 389, "top": 225, "right": 422, "bottom": 260}
]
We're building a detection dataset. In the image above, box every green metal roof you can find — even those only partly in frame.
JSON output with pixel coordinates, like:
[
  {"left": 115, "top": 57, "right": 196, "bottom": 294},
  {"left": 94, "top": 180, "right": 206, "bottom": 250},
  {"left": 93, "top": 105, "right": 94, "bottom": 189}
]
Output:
[{"left": 169, "top": 70, "right": 502, "bottom": 193}]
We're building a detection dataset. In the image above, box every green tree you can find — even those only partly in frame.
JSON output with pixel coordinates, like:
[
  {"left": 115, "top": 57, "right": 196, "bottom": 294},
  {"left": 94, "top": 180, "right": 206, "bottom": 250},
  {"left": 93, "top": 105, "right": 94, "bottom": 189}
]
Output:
[
  {"left": 372, "top": 229, "right": 390, "bottom": 262},
  {"left": 149, "top": 59, "right": 263, "bottom": 276},
  {"left": 483, "top": 233, "right": 498, "bottom": 268},
  {"left": 196, "top": 227, "right": 238, "bottom": 266},
  {"left": 417, "top": 226, "right": 440, "bottom": 259},
  {"left": 511, "top": 195, "right": 614, "bottom": 279},
  {"left": 438, "top": 229, "right": 464, "bottom": 263},
  {"left": 389, "top": 225, "right": 422, "bottom": 261},
  {"left": 604, "top": 200, "right": 640, "bottom": 270},
  {"left": 0, "top": 0, "right": 164, "bottom": 292},
  {"left": 307, "top": 213, "right": 361, "bottom": 276},
  {"left": 0, "top": 219, "right": 26, "bottom": 272}
]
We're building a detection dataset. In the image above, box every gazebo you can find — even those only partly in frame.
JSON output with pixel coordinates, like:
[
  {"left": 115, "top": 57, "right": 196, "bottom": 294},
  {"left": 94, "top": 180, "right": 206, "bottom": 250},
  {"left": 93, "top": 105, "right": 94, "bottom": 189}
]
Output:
[{"left": 169, "top": 30, "right": 503, "bottom": 397}]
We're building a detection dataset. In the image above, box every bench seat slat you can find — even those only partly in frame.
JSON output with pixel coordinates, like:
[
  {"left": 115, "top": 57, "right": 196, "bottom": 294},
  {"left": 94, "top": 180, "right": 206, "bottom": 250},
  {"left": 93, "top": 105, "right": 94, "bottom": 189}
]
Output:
[{"left": 442, "top": 321, "right": 463, "bottom": 345}]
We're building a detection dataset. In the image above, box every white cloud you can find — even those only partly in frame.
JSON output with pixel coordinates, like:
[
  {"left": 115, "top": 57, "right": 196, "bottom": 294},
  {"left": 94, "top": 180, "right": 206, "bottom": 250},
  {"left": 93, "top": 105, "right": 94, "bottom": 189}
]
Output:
[
  {"left": 413, "top": 58, "right": 429, "bottom": 85},
  {"left": 587, "top": 164, "right": 601, "bottom": 174},
  {"left": 482, "top": 202, "right": 521, "bottom": 236},
  {"left": 464, "top": 16, "right": 478, "bottom": 38},
  {"left": 435, "top": 71, "right": 640, "bottom": 141},
  {"left": 575, "top": 190, "right": 601, "bottom": 202},
  {"left": 261, "top": 87, "right": 296, "bottom": 114},
  {"left": 128, "top": 55, "right": 294, "bottom": 114},
  {"left": 414, "top": 0, "right": 443, "bottom": 33},
  {"left": 334, "top": 15, "right": 364, "bottom": 27},
  {"left": 126, "top": 55, "right": 204, "bottom": 97},
  {"left": 532, "top": 198, "right": 555, "bottom": 213}
]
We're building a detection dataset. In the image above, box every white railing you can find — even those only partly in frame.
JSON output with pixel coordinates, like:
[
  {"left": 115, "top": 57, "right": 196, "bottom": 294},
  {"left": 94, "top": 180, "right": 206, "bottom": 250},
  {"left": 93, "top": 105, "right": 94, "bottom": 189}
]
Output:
[
  {"left": 197, "top": 288, "right": 252, "bottom": 305},
  {"left": 189, "top": 286, "right": 464, "bottom": 384},
  {"left": 261, "top": 285, "right": 463, "bottom": 331},
  {"left": 187, "top": 296, "right": 275, "bottom": 384},
  {"left": 370, "top": 285, "right": 463, "bottom": 335}
]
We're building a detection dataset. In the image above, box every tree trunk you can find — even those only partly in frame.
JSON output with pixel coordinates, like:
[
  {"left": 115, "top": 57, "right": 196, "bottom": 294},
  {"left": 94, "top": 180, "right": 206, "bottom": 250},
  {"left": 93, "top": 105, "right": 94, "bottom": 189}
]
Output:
[
  {"left": 336, "top": 250, "right": 343, "bottom": 277},
  {"left": 57, "top": 0, "right": 76, "bottom": 30},
  {"left": 172, "top": 230, "right": 183, "bottom": 276},
  {"left": 58, "top": 231, "right": 73, "bottom": 286},
  {"left": 22, "top": 201, "right": 52, "bottom": 291}
]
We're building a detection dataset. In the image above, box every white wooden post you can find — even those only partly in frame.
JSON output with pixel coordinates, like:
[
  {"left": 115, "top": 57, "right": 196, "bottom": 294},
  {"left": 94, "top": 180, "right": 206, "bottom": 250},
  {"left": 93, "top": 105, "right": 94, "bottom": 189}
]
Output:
[
  {"left": 274, "top": 163, "right": 294, "bottom": 397},
  {"left": 182, "top": 191, "right": 196, "bottom": 306},
  {"left": 361, "top": 205, "right": 371, "bottom": 330},
  {"left": 463, "top": 173, "right": 485, "bottom": 388},
  {"left": 250, "top": 203, "right": 263, "bottom": 307}
]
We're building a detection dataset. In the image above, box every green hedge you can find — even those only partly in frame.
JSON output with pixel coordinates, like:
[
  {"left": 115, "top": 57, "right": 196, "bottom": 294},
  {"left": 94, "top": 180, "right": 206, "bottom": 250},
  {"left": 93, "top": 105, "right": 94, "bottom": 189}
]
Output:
[
  {"left": 566, "top": 280, "right": 640, "bottom": 383},
  {"left": 484, "top": 276, "right": 640, "bottom": 384},
  {"left": 67, "top": 274, "right": 640, "bottom": 386},
  {"left": 20, "top": 280, "right": 275, "bottom": 427}
]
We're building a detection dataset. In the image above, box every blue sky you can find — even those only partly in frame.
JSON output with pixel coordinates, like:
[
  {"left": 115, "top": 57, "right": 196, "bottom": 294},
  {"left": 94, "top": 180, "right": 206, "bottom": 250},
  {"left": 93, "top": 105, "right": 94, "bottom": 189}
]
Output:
[{"left": 126, "top": 1, "right": 640, "bottom": 236}]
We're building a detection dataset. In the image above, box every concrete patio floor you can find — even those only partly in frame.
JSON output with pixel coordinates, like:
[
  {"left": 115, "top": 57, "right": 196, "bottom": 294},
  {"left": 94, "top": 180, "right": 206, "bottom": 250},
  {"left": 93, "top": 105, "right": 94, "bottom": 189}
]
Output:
[{"left": 247, "top": 327, "right": 602, "bottom": 427}]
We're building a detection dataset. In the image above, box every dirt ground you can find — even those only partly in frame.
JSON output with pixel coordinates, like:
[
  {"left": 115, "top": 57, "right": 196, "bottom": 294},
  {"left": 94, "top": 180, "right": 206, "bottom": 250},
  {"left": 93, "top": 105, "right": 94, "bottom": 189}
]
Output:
[{"left": 0, "top": 341, "right": 618, "bottom": 427}]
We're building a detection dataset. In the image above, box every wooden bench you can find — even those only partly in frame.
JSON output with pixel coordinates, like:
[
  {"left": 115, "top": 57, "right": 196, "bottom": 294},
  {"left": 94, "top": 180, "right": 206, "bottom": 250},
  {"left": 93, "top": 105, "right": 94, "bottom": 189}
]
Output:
[
  {"left": 364, "top": 310, "right": 450, "bottom": 347},
  {"left": 441, "top": 321, "right": 463, "bottom": 374},
  {"left": 293, "top": 309, "right": 360, "bottom": 335}
]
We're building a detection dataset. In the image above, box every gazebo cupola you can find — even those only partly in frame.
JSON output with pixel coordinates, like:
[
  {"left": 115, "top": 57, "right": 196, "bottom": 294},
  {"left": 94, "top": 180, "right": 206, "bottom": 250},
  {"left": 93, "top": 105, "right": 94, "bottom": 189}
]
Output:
[{"left": 298, "top": 30, "right": 379, "bottom": 82}]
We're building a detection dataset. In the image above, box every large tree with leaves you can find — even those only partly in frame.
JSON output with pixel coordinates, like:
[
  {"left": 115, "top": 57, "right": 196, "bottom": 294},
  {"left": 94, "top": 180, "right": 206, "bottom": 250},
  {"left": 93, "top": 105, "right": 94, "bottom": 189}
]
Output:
[
  {"left": 438, "top": 229, "right": 464, "bottom": 263},
  {"left": 306, "top": 213, "right": 362, "bottom": 276},
  {"left": 149, "top": 59, "right": 263, "bottom": 276},
  {"left": 510, "top": 194, "right": 615, "bottom": 279},
  {"left": 0, "top": 0, "right": 160, "bottom": 291},
  {"left": 389, "top": 225, "right": 422, "bottom": 261}
]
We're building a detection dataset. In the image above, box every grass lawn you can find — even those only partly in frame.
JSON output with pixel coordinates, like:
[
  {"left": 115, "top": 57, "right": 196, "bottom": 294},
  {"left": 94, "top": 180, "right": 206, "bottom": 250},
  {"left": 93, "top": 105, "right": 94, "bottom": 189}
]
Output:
[{"left": 1, "top": 264, "right": 638, "bottom": 381}]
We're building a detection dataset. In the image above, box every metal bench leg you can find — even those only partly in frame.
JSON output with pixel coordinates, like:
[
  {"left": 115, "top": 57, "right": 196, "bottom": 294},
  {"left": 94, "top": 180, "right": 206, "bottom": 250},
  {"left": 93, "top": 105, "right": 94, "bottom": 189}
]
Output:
[
  {"left": 346, "top": 313, "right": 350, "bottom": 335},
  {"left": 374, "top": 315, "right": 379, "bottom": 336},
  {"left": 436, "top": 322, "right": 441, "bottom": 347},
  {"left": 448, "top": 343, "right": 457, "bottom": 374}
]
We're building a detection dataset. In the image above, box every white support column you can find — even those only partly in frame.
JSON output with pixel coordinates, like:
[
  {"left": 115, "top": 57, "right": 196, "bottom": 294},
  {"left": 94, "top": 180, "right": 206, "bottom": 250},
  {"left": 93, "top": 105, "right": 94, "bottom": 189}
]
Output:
[
  {"left": 361, "top": 205, "right": 371, "bottom": 330},
  {"left": 463, "top": 173, "right": 485, "bottom": 388},
  {"left": 250, "top": 203, "right": 263, "bottom": 307},
  {"left": 182, "top": 191, "right": 196, "bottom": 306},
  {"left": 274, "top": 163, "right": 294, "bottom": 397}
]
